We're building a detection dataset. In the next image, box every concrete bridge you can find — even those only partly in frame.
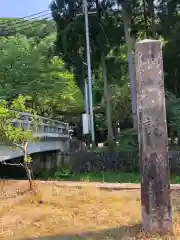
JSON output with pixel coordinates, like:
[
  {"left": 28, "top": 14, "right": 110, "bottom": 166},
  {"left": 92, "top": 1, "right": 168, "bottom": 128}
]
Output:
[{"left": 0, "top": 112, "right": 70, "bottom": 172}]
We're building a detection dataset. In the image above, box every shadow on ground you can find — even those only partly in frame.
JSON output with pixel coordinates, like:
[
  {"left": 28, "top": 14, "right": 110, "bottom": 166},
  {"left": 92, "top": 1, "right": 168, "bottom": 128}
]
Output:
[
  {"left": 30, "top": 224, "right": 142, "bottom": 240},
  {"left": 29, "top": 224, "right": 175, "bottom": 240}
]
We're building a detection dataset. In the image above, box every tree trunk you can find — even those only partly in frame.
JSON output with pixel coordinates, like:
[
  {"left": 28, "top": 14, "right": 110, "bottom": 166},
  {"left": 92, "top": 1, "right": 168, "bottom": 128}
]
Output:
[
  {"left": 121, "top": 3, "right": 137, "bottom": 129},
  {"left": 148, "top": 0, "right": 156, "bottom": 38},
  {"left": 101, "top": 52, "right": 114, "bottom": 147},
  {"left": 23, "top": 162, "right": 33, "bottom": 190},
  {"left": 23, "top": 143, "right": 33, "bottom": 190}
]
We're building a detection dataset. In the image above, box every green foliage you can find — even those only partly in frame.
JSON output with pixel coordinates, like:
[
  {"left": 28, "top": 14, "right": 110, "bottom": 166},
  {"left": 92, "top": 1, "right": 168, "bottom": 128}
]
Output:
[
  {"left": 25, "top": 156, "right": 32, "bottom": 163},
  {"left": 0, "top": 95, "right": 36, "bottom": 148},
  {"left": 0, "top": 31, "right": 83, "bottom": 117},
  {"left": 91, "top": 128, "right": 139, "bottom": 171},
  {"left": 0, "top": 34, "right": 47, "bottom": 98},
  {"left": 54, "top": 167, "right": 73, "bottom": 178},
  {"left": 93, "top": 146, "right": 110, "bottom": 153},
  {"left": 50, "top": 172, "right": 180, "bottom": 184},
  {"left": 0, "top": 95, "right": 36, "bottom": 189},
  {"left": 51, "top": 0, "right": 125, "bottom": 93},
  {"left": 111, "top": 82, "right": 131, "bottom": 122},
  {"left": 39, "top": 169, "right": 179, "bottom": 183},
  {"left": 0, "top": 18, "right": 56, "bottom": 38},
  {"left": 166, "top": 92, "right": 180, "bottom": 135},
  {"left": 115, "top": 128, "right": 138, "bottom": 152},
  {"left": 0, "top": 34, "right": 64, "bottom": 99},
  {"left": 3, "top": 0, "right": 180, "bottom": 140},
  {"left": 114, "top": 128, "right": 139, "bottom": 172},
  {"left": 48, "top": 171, "right": 141, "bottom": 183},
  {"left": 51, "top": 0, "right": 180, "bottom": 133},
  {"left": 93, "top": 128, "right": 138, "bottom": 153}
]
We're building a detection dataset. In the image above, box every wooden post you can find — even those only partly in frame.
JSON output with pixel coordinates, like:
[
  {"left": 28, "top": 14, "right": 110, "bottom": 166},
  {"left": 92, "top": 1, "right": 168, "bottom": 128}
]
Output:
[{"left": 135, "top": 39, "right": 173, "bottom": 233}]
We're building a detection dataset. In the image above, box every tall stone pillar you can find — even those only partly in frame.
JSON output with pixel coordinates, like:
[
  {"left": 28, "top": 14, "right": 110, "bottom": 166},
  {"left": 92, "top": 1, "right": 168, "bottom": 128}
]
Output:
[{"left": 135, "top": 39, "right": 172, "bottom": 233}]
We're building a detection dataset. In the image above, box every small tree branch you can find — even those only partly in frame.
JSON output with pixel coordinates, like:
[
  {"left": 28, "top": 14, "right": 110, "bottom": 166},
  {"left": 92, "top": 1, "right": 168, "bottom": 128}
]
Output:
[
  {"left": 1, "top": 161, "right": 24, "bottom": 168},
  {"left": 24, "top": 141, "right": 28, "bottom": 150},
  {"left": 13, "top": 142, "right": 24, "bottom": 150}
]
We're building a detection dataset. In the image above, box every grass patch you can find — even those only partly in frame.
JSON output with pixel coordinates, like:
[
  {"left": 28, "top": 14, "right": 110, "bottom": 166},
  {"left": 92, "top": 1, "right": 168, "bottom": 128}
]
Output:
[
  {"left": 47, "top": 171, "right": 140, "bottom": 183},
  {"left": 1, "top": 180, "right": 180, "bottom": 239},
  {"left": 45, "top": 170, "right": 180, "bottom": 184}
]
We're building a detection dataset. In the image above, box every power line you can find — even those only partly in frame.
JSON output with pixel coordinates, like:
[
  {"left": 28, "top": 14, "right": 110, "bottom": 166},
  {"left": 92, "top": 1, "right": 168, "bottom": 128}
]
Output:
[
  {"left": 0, "top": 11, "right": 54, "bottom": 30},
  {"left": 0, "top": 10, "right": 50, "bottom": 28},
  {"left": 76, "top": 12, "right": 111, "bottom": 46},
  {"left": 97, "top": 19, "right": 111, "bottom": 46},
  {"left": 15, "top": 18, "right": 53, "bottom": 34},
  {"left": 0, "top": 9, "right": 109, "bottom": 45},
  {"left": 0, "top": 17, "right": 53, "bottom": 37},
  {"left": 0, "top": 19, "right": 53, "bottom": 36},
  {"left": 17, "top": 9, "right": 50, "bottom": 19},
  {"left": 0, "top": 10, "right": 54, "bottom": 36},
  {"left": 2, "top": 13, "right": 52, "bottom": 32}
]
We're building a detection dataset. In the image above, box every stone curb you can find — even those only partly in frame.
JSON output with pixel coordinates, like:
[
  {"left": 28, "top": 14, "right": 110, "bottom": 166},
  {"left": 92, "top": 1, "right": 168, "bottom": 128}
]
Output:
[{"left": 46, "top": 181, "right": 180, "bottom": 191}]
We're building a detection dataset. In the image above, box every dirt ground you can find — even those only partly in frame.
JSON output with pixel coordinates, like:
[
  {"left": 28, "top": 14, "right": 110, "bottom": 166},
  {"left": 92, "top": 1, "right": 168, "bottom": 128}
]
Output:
[{"left": 0, "top": 180, "right": 180, "bottom": 240}]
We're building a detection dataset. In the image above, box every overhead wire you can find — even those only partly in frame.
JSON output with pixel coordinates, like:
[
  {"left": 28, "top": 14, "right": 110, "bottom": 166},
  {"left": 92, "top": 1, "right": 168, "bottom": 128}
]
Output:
[
  {"left": 0, "top": 8, "right": 109, "bottom": 40},
  {"left": 0, "top": 9, "right": 51, "bottom": 28},
  {"left": 0, "top": 9, "right": 56, "bottom": 36},
  {"left": 0, "top": 12, "right": 53, "bottom": 31},
  {"left": 0, "top": 8, "right": 110, "bottom": 47},
  {"left": 0, "top": 17, "right": 53, "bottom": 36},
  {"left": 0, "top": 9, "right": 56, "bottom": 31},
  {"left": 92, "top": 14, "right": 111, "bottom": 47},
  {"left": 97, "top": 19, "right": 111, "bottom": 46},
  {"left": 14, "top": 18, "right": 53, "bottom": 36},
  {"left": 0, "top": 10, "right": 58, "bottom": 96},
  {"left": 12, "top": 9, "right": 50, "bottom": 20},
  {"left": 7, "top": 16, "right": 52, "bottom": 33}
]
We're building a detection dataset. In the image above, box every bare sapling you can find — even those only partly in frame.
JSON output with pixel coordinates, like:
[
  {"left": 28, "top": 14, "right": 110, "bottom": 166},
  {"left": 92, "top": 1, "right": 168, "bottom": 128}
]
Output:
[{"left": 0, "top": 95, "right": 38, "bottom": 190}]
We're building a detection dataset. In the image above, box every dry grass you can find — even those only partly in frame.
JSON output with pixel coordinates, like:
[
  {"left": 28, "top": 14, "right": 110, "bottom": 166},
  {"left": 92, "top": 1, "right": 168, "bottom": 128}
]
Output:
[{"left": 0, "top": 180, "right": 180, "bottom": 240}]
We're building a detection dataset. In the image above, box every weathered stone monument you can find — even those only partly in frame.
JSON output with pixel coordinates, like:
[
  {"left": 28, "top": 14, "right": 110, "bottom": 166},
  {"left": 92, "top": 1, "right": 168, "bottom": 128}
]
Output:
[{"left": 135, "top": 39, "right": 173, "bottom": 232}]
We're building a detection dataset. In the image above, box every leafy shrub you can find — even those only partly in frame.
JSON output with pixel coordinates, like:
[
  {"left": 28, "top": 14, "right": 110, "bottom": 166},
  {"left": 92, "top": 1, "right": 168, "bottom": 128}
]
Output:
[
  {"left": 91, "top": 129, "right": 139, "bottom": 172},
  {"left": 114, "top": 128, "right": 139, "bottom": 171},
  {"left": 166, "top": 92, "right": 180, "bottom": 136},
  {"left": 115, "top": 128, "right": 138, "bottom": 152},
  {"left": 93, "top": 146, "right": 110, "bottom": 153},
  {"left": 54, "top": 167, "right": 73, "bottom": 178}
]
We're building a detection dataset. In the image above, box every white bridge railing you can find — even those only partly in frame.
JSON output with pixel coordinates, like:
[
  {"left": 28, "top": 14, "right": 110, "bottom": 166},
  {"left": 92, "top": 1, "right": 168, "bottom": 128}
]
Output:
[{"left": 11, "top": 112, "right": 69, "bottom": 139}]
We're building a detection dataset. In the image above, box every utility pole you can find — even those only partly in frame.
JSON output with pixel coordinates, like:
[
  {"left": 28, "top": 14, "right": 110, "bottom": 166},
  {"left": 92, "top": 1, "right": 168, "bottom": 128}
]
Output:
[
  {"left": 122, "top": 2, "right": 137, "bottom": 129},
  {"left": 84, "top": 78, "right": 89, "bottom": 115},
  {"left": 84, "top": 78, "right": 91, "bottom": 133},
  {"left": 83, "top": 0, "right": 95, "bottom": 147}
]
